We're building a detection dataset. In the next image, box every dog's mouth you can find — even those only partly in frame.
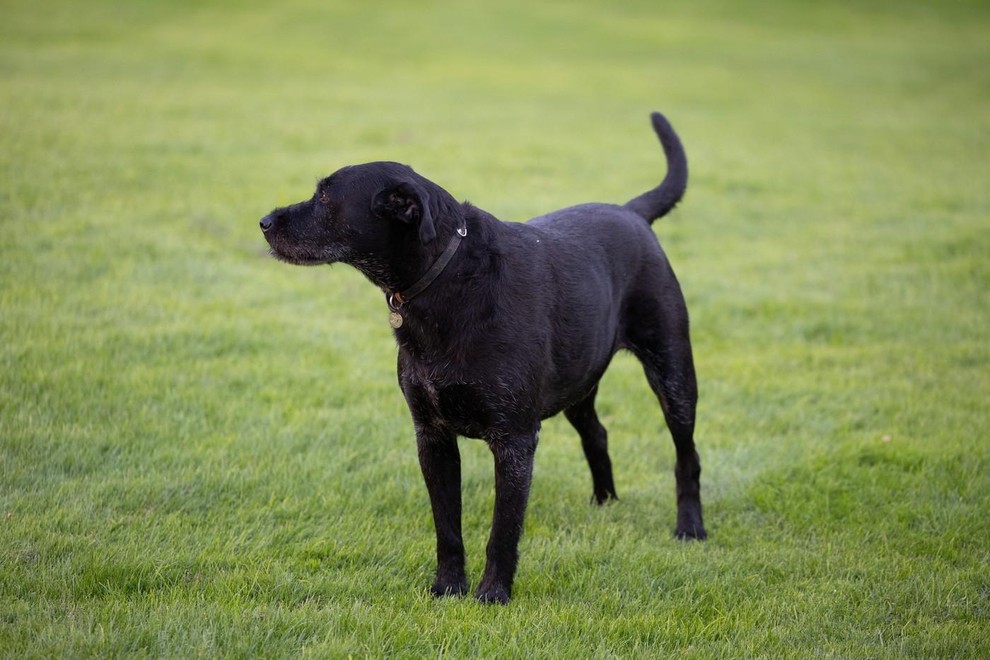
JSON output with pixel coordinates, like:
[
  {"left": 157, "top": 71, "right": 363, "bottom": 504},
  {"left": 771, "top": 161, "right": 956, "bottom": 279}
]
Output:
[
  {"left": 259, "top": 211, "right": 347, "bottom": 267},
  {"left": 260, "top": 226, "right": 326, "bottom": 266}
]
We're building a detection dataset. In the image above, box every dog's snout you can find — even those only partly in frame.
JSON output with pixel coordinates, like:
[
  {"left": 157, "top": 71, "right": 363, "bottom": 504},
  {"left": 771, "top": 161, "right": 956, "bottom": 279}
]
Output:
[{"left": 259, "top": 213, "right": 276, "bottom": 233}]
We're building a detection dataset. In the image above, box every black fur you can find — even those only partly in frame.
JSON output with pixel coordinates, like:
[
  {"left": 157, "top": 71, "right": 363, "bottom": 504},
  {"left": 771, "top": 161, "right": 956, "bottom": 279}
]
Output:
[{"left": 259, "top": 112, "right": 706, "bottom": 604}]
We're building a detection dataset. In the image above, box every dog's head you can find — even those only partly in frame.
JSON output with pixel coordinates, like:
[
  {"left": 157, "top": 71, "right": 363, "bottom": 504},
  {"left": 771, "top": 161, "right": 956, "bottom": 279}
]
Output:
[{"left": 260, "top": 162, "right": 455, "bottom": 276}]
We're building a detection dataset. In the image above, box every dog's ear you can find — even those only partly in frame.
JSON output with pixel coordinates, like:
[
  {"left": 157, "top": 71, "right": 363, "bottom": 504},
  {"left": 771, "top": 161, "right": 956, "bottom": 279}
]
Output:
[{"left": 371, "top": 181, "right": 436, "bottom": 244}]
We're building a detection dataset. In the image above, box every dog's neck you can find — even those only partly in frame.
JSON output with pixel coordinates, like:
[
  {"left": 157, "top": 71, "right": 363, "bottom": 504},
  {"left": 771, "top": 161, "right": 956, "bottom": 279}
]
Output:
[
  {"left": 386, "top": 224, "right": 467, "bottom": 309},
  {"left": 346, "top": 214, "right": 471, "bottom": 303},
  {"left": 376, "top": 204, "right": 498, "bottom": 352}
]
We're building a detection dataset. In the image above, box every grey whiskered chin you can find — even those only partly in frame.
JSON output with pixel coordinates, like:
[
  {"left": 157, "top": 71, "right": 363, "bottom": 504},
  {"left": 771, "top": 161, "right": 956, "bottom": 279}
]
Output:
[
  {"left": 266, "top": 242, "right": 347, "bottom": 266},
  {"left": 266, "top": 248, "right": 326, "bottom": 266}
]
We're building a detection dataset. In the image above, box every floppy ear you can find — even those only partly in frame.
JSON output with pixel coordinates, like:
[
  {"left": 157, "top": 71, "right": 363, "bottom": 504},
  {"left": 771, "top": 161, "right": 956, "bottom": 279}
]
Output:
[{"left": 371, "top": 181, "right": 436, "bottom": 244}]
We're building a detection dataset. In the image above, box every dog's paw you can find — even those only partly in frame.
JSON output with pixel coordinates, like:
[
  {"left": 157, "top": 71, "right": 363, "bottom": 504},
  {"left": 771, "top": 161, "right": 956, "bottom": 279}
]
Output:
[
  {"left": 475, "top": 579, "right": 511, "bottom": 605},
  {"left": 590, "top": 490, "right": 619, "bottom": 506},
  {"left": 674, "top": 524, "right": 708, "bottom": 541},
  {"left": 431, "top": 573, "right": 468, "bottom": 598}
]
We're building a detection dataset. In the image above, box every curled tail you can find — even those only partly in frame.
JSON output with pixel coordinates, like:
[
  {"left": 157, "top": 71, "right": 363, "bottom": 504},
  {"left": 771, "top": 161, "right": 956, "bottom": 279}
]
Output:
[{"left": 624, "top": 112, "right": 688, "bottom": 224}]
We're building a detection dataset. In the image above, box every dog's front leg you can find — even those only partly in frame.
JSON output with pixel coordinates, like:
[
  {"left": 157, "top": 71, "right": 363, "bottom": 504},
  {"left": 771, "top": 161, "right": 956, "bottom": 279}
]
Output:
[
  {"left": 476, "top": 430, "right": 538, "bottom": 604},
  {"left": 417, "top": 428, "right": 468, "bottom": 597}
]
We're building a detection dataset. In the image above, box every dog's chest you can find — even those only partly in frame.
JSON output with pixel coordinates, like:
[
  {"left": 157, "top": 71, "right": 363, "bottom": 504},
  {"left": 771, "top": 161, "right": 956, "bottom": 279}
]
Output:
[{"left": 399, "top": 360, "right": 519, "bottom": 439}]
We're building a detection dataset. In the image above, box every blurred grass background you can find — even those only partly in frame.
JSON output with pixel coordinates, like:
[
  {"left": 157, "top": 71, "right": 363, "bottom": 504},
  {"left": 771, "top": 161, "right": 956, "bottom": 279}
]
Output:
[{"left": 2, "top": 0, "right": 988, "bottom": 656}]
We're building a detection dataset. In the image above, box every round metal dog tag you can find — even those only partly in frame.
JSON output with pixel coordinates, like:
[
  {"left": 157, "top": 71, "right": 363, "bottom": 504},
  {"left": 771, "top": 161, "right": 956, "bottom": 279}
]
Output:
[{"left": 389, "top": 311, "right": 403, "bottom": 329}]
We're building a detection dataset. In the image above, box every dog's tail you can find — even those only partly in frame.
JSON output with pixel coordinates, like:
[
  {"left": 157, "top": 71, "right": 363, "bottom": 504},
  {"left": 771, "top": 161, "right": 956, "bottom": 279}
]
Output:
[{"left": 623, "top": 112, "right": 688, "bottom": 224}]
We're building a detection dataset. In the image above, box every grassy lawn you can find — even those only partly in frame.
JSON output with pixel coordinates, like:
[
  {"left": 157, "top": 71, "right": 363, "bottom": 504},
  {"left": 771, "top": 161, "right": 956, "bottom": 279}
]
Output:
[{"left": 2, "top": 0, "right": 988, "bottom": 655}]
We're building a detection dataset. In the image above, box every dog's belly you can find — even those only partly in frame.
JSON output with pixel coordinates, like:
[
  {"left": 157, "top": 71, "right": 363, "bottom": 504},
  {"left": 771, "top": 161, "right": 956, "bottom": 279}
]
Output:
[{"left": 540, "top": 363, "right": 613, "bottom": 419}]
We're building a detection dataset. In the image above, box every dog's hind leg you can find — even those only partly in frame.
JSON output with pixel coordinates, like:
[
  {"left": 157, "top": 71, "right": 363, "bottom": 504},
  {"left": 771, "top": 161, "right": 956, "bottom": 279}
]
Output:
[
  {"left": 639, "top": 345, "right": 707, "bottom": 540},
  {"left": 626, "top": 295, "right": 707, "bottom": 540},
  {"left": 565, "top": 386, "right": 618, "bottom": 504}
]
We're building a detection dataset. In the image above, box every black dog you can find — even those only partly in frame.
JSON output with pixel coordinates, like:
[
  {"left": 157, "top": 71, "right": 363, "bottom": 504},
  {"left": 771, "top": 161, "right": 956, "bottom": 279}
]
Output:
[{"left": 259, "top": 112, "right": 705, "bottom": 604}]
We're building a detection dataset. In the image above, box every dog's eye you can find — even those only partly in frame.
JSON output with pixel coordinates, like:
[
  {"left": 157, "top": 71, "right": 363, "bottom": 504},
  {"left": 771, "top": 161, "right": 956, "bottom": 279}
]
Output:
[{"left": 318, "top": 191, "right": 331, "bottom": 205}]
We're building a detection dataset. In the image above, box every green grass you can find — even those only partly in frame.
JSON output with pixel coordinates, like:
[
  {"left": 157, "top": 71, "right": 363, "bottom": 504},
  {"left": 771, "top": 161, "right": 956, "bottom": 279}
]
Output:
[{"left": 2, "top": 0, "right": 989, "bottom": 655}]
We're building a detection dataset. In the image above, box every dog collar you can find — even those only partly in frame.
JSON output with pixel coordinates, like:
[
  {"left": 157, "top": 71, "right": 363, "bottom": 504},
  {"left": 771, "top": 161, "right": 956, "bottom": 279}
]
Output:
[{"left": 386, "top": 225, "right": 467, "bottom": 328}]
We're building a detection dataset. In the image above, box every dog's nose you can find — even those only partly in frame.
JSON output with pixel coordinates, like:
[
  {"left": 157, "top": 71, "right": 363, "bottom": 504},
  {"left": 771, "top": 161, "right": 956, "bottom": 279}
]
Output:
[{"left": 259, "top": 214, "right": 275, "bottom": 233}]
